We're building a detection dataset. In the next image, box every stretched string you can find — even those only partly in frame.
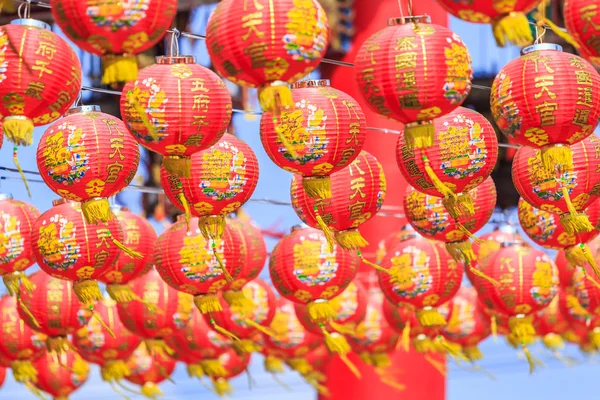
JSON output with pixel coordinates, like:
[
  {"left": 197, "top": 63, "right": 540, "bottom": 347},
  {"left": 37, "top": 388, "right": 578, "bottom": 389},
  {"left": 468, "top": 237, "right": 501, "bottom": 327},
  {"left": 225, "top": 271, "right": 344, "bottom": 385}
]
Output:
[{"left": 398, "top": 0, "right": 404, "bottom": 18}]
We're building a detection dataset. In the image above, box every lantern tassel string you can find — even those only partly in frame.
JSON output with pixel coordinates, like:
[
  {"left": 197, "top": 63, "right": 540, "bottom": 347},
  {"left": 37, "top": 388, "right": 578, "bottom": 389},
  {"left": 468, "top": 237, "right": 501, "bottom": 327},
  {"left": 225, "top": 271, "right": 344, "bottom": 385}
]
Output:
[
  {"left": 24, "top": 381, "right": 47, "bottom": 400},
  {"left": 176, "top": 192, "right": 191, "bottom": 231},
  {"left": 13, "top": 147, "right": 31, "bottom": 198},
  {"left": 125, "top": 94, "right": 162, "bottom": 141},
  {"left": 212, "top": 246, "right": 234, "bottom": 283},
  {"left": 491, "top": 316, "right": 497, "bottom": 342},
  {"left": 401, "top": 320, "right": 411, "bottom": 352},
  {"left": 108, "top": 232, "right": 143, "bottom": 259},
  {"left": 91, "top": 308, "right": 116, "bottom": 338},
  {"left": 330, "top": 321, "right": 357, "bottom": 336},
  {"left": 468, "top": 264, "right": 500, "bottom": 287},
  {"left": 522, "top": 344, "right": 536, "bottom": 374},
  {"left": 210, "top": 318, "right": 241, "bottom": 342},
  {"left": 320, "top": 326, "right": 361, "bottom": 379},
  {"left": 115, "top": 381, "right": 144, "bottom": 396},
  {"left": 17, "top": 295, "right": 39, "bottom": 328},
  {"left": 581, "top": 245, "right": 600, "bottom": 279},
  {"left": 424, "top": 354, "right": 447, "bottom": 377},
  {"left": 422, "top": 156, "right": 463, "bottom": 218},
  {"left": 398, "top": 0, "right": 404, "bottom": 18},
  {"left": 109, "top": 381, "right": 132, "bottom": 400},
  {"left": 534, "top": 0, "right": 579, "bottom": 48},
  {"left": 314, "top": 207, "right": 335, "bottom": 252},
  {"left": 19, "top": 272, "right": 33, "bottom": 292},
  {"left": 379, "top": 376, "right": 406, "bottom": 392},
  {"left": 243, "top": 319, "right": 277, "bottom": 337},
  {"left": 358, "top": 251, "right": 395, "bottom": 277},
  {"left": 157, "top": 364, "right": 175, "bottom": 384},
  {"left": 271, "top": 373, "right": 293, "bottom": 392}
]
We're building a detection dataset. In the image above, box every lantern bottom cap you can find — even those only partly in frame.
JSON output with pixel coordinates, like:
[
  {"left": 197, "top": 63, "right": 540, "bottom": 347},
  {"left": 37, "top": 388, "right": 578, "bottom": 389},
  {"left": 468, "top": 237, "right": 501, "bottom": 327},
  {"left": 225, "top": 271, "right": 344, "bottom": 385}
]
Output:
[
  {"left": 307, "top": 299, "right": 336, "bottom": 324},
  {"left": 198, "top": 215, "right": 226, "bottom": 240},
  {"left": 101, "top": 54, "right": 138, "bottom": 85},
  {"left": 144, "top": 339, "right": 175, "bottom": 358},
  {"left": 3, "top": 115, "right": 34, "bottom": 146},
  {"left": 46, "top": 336, "right": 71, "bottom": 354}
]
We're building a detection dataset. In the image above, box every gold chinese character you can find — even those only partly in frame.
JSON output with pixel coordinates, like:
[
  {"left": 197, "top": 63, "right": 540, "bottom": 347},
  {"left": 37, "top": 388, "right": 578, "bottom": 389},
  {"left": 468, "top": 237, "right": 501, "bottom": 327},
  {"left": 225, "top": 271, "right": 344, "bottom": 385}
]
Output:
[
  {"left": 399, "top": 93, "right": 422, "bottom": 108},
  {"left": 32, "top": 60, "right": 53, "bottom": 78},
  {"left": 192, "top": 94, "right": 210, "bottom": 112},
  {"left": 523, "top": 52, "right": 555, "bottom": 73},
  {"left": 102, "top": 118, "right": 125, "bottom": 136},
  {"left": 241, "top": 12, "right": 265, "bottom": 41},
  {"left": 35, "top": 41, "right": 57, "bottom": 60},
  {"left": 361, "top": 68, "right": 378, "bottom": 93},
  {"left": 96, "top": 228, "right": 112, "bottom": 249},
  {"left": 347, "top": 158, "right": 365, "bottom": 176},
  {"left": 106, "top": 161, "right": 124, "bottom": 183},
  {"left": 348, "top": 201, "right": 366, "bottom": 220},
  {"left": 25, "top": 81, "right": 45, "bottom": 100},
  {"left": 534, "top": 75, "right": 556, "bottom": 100},
  {"left": 395, "top": 37, "right": 418, "bottom": 51},
  {"left": 395, "top": 52, "right": 417, "bottom": 70},
  {"left": 369, "top": 94, "right": 391, "bottom": 115},
  {"left": 397, "top": 70, "right": 418, "bottom": 91},
  {"left": 366, "top": 41, "right": 381, "bottom": 65},
  {"left": 341, "top": 99, "right": 361, "bottom": 120},
  {"left": 126, "top": 230, "right": 141, "bottom": 246},
  {"left": 535, "top": 101, "right": 558, "bottom": 126},
  {"left": 244, "top": 42, "right": 268, "bottom": 69},
  {"left": 580, "top": 5, "right": 600, "bottom": 33},
  {"left": 95, "top": 249, "right": 110, "bottom": 268},
  {"left": 346, "top": 122, "right": 361, "bottom": 145},
  {"left": 573, "top": 108, "right": 591, "bottom": 127},
  {"left": 190, "top": 78, "right": 209, "bottom": 93},
  {"left": 192, "top": 115, "right": 209, "bottom": 130},
  {"left": 109, "top": 138, "right": 125, "bottom": 160},
  {"left": 336, "top": 148, "right": 356, "bottom": 167},
  {"left": 578, "top": 87, "right": 594, "bottom": 107},
  {"left": 575, "top": 70, "right": 594, "bottom": 85},
  {"left": 244, "top": 0, "right": 264, "bottom": 10},
  {"left": 184, "top": 134, "right": 205, "bottom": 147},
  {"left": 350, "top": 177, "right": 366, "bottom": 199},
  {"left": 569, "top": 56, "right": 588, "bottom": 69}
]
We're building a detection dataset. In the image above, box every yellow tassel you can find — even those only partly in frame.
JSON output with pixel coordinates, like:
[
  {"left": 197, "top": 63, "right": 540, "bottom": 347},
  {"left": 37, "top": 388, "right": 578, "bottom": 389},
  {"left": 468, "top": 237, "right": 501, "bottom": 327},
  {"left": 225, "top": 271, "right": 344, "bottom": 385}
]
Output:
[
  {"left": 536, "top": 16, "right": 580, "bottom": 49},
  {"left": 163, "top": 156, "right": 192, "bottom": 178},
  {"left": 286, "top": 358, "right": 313, "bottom": 375},
  {"left": 581, "top": 244, "right": 600, "bottom": 279},
  {"left": 91, "top": 309, "right": 116, "bottom": 338},
  {"left": 522, "top": 344, "right": 536, "bottom": 374},
  {"left": 491, "top": 316, "right": 497, "bottom": 342},
  {"left": 106, "top": 284, "right": 136, "bottom": 303},
  {"left": 144, "top": 339, "right": 175, "bottom": 358},
  {"left": 468, "top": 264, "right": 500, "bottom": 287},
  {"left": 3, "top": 116, "right": 34, "bottom": 146},
  {"left": 212, "top": 246, "right": 234, "bottom": 284},
  {"left": 12, "top": 147, "right": 31, "bottom": 198},
  {"left": 335, "top": 229, "right": 369, "bottom": 250},
  {"left": 110, "top": 235, "right": 143, "bottom": 259},
  {"left": 102, "top": 54, "right": 139, "bottom": 85},
  {"left": 565, "top": 244, "right": 589, "bottom": 267},
  {"left": 244, "top": 318, "right": 276, "bottom": 337},
  {"left": 445, "top": 240, "right": 476, "bottom": 263},
  {"left": 422, "top": 156, "right": 461, "bottom": 212},
  {"left": 492, "top": 12, "right": 534, "bottom": 47},
  {"left": 194, "top": 294, "right": 223, "bottom": 314},
  {"left": 186, "top": 363, "right": 205, "bottom": 379},
  {"left": 305, "top": 377, "right": 331, "bottom": 397},
  {"left": 417, "top": 307, "right": 447, "bottom": 327},
  {"left": 413, "top": 337, "right": 436, "bottom": 353},
  {"left": 321, "top": 328, "right": 361, "bottom": 378},
  {"left": 11, "top": 360, "right": 38, "bottom": 383},
  {"left": 541, "top": 145, "right": 573, "bottom": 174},
  {"left": 199, "top": 215, "right": 226, "bottom": 240},
  {"left": 379, "top": 376, "right": 406, "bottom": 391},
  {"left": 359, "top": 352, "right": 373, "bottom": 365},
  {"left": 81, "top": 198, "right": 114, "bottom": 225},
  {"left": 274, "top": 117, "right": 299, "bottom": 159},
  {"left": 201, "top": 359, "right": 227, "bottom": 377},
  {"left": 264, "top": 356, "right": 285, "bottom": 374},
  {"left": 457, "top": 222, "right": 482, "bottom": 243},
  {"left": 401, "top": 320, "right": 411, "bottom": 352},
  {"left": 542, "top": 333, "right": 565, "bottom": 351},
  {"left": 234, "top": 339, "right": 261, "bottom": 354},
  {"left": 0, "top": 0, "right": 17, "bottom": 14},
  {"left": 3, "top": 273, "right": 20, "bottom": 296},
  {"left": 210, "top": 318, "right": 241, "bottom": 342},
  {"left": 358, "top": 251, "right": 393, "bottom": 277},
  {"left": 19, "top": 273, "right": 33, "bottom": 293},
  {"left": 223, "top": 290, "right": 256, "bottom": 315},
  {"left": 314, "top": 212, "right": 335, "bottom": 253},
  {"left": 46, "top": 336, "right": 72, "bottom": 354},
  {"left": 442, "top": 194, "right": 475, "bottom": 220},
  {"left": 307, "top": 300, "right": 336, "bottom": 324},
  {"left": 508, "top": 315, "right": 536, "bottom": 343},
  {"left": 435, "top": 336, "right": 469, "bottom": 362},
  {"left": 590, "top": 328, "right": 600, "bottom": 349},
  {"left": 176, "top": 193, "right": 191, "bottom": 231},
  {"left": 560, "top": 187, "right": 594, "bottom": 234},
  {"left": 463, "top": 346, "right": 484, "bottom": 362},
  {"left": 17, "top": 296, "right": 39, "bottom": 328},
  {"left": 73, "top": 280, "right": 103, "bottom": 305},
  {"left": 404, "top": 121, "right": 434, "bottom": 149},
  {"left": 24, "top": 381, "right": 47, "bottom": 400},
  {"left": 212, "top": 377, "right": 234, "bottom": 396},
  {"left": 101, "top": 359, "right": 130, "bottom": 382},
  {"left": 330, "top": 321, "right": 357, "bottom": 336},
  {"left": 140, "top": 382, "right": 163, "bottom": 399},
  {"left": 584, "top": 272, "right": 600, "bottom": 291},
  {"left": 370, "top": 352, "right": 391, "bottom": 368},
  {"left": 258, "top": 82, "right": 294, "bottom": 115},
  {"left": 302, "top": 176, "right": 332, "bottom": 200}
]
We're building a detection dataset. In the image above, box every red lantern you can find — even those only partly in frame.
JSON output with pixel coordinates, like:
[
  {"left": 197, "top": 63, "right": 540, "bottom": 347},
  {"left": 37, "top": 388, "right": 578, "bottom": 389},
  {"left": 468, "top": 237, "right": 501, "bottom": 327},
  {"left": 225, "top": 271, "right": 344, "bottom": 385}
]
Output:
[
  {"left": 206, "top": 0, "right": 329, "bottom": 113},
  {"left": 0, "top": 19, "right": 81, "bottom": 146},
  {"left": 556, "top": 236, "right": 600, "bottom": 287},
  {"left": 72, "top": 297, "right": 142, "bottom": 382},
  {"left": 155, "top": 216, "right": 244, "bottom": 314},
  {"left": 121, "top": 56, "right": 232, "bottom": 177},
  {"left": 491, "top": 44, "right": 600, "bottom": 174},
  {"left": 534, "top": 294, "right": 570, "bottom": 351},
  {"left": 50, "top": 0, "right": 177, "bottom": 84},
  {"left": 260, "top": 79, "right": 366, "bottom": 199},
  {"left": 33, "top": 349, "right": 89, "bottom": 399},
  {"left": 161, "top": 133, "right": 259, "bottom": 240},
  {"left": 512, "top": 136, "right": 600, "bottom": 234},
  {"left": 0, "top": 295, "right": 46, "bottom": 383},
  {"left": 571, "top": 262, "right": 600, "bottom": 316},
  {"left": 37, "top": 106, "right": 141, "bottom": 224},
  {"left": 208, "top": 349, "right": 251, "bottom": 397},
  {"left": 18, "top": 271, "right": 90, "bottom": 353},
  {"left": 0, "top": 194, "right": 40, "bottom": 293},
  {"left": 473, "top": 228, "right": 524, "bottom": 261},
  {"left": 355, "top": 16, "right": 472, "bottom": 149},
  {"left": 379, "top": 236, "right": 464, "bottom": 327},
  {"left": 31, "top": 199, "right": 127, "bottom": 305},
  {"left": 124, "top": 344, "right": 176, "bottom": 398},
  {"left": 436, "top": 0, "right": 541, "bottom": 46},
  {"left": 396, "top": 107, "right": 498, "bottom": 218},
  {"left": 375, "top": 226, "right": 419, "bottom": 264},
  {"left": 269, "top": 227, "right": 360, "bottom": 323},
  {"left": 564, "top": 0, "right": 600, "bottom": 66}
]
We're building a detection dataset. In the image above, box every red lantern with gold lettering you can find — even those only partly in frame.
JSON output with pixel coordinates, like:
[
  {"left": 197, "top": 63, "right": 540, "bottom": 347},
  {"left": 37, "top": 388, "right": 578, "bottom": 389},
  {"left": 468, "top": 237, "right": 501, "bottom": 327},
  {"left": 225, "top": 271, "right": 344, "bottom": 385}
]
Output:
[
  {"left": 291, "top": 150, "right": 386, "bottom": 250},
  {"left": 379, "top": 236, "right": 464, "bottom": 327},
  {"left": 18, "top": 271, "right": 90, "bottom": 353},
  {"left": 260, "top": 79, "right": 366, "bottom": 199},
  {"left": 124, "top": 344, "right": 176, "bottom": 398},
  {"left": 50, "top": 0, "right": 177, "bottom": 84},
  {"left": 37, "top": 106, "right": 141, "bottom": 224},
  {"left": 492, "top": 45, "right": 600, "bottom": 177},
  {"left": 571, "top": 261, "right": 600, "bottom": 316},
  {"left": 355, "top": 16, "right": 472, "bottom": 149},
  {"left": 564, "top": 0, "right": 600, "bottom": 66},
  {"left": 512, "top": 136, "right": 600, "bottom": 234},
  {"left": 121, "top": 56, "right": 232, "bottom": 177},
  {"left": 0, "top": 194, "right": 40, "bottom": 293},
  {"left": 0, "top": 19, "right": 81, "bottom": 146},
  {"left": 206, "top": 0, "right": 329, "bottom": 114},
  {"left": 208, "top": 349, "right": 251, "bottom": 397},
  {"left": 161, "top": 133, "right": 259, "bottom": 240},
  {"left": 534, "top": 294, "right": 570, "bottom": 351},
  {"left": 376, "top": 226, "right": 419, "bottom": 264},
  {"left": 33, "top": 349, "right": 89, "bottom": 400}
]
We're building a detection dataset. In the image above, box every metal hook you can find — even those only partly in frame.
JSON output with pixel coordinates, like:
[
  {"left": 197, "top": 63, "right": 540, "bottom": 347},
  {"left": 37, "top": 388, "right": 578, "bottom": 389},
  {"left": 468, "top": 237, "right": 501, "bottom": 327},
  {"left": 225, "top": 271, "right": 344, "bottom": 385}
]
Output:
[
  {"left": 534, "top": 23, "right": 546, "bottom": 45},
  {"left": 169, "top": 28, "right": 180, "bottom": 57},
  {"left": 74, "top": 91, "right": 83, "bottom": 107}
]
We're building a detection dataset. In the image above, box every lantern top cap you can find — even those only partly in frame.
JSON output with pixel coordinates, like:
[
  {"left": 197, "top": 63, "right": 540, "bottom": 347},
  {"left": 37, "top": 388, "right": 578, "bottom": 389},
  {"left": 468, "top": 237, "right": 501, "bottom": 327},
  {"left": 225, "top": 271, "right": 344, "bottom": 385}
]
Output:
[
  {"left": 11, "top": 19, "right": 51, "bottom": 30},
  {"left": 522, "top": 43, "right": 562, "bottom": 55},
  {"left": 52, "top": 198, "right": 78, "bottom": 206},
  {"left": 388, "top": 15, "right": 431, "bottom": 26},
  {"left": 291, "top": 80, "right": 330, "bottom": 89},
  {"left": 156, "top": 55, "right": 196, "bottom": 65},
  {"left": 0, "top": 194, "right": 13, "bottom": 201},
  {"left": 290, "top": 225, "right": 304, "bottom": 232},
  {"left": 500, "top": 240, "right": 525, "bottom": 248},
  {"left": 66, "top": 105, "right": 102, "bottom": 116}
]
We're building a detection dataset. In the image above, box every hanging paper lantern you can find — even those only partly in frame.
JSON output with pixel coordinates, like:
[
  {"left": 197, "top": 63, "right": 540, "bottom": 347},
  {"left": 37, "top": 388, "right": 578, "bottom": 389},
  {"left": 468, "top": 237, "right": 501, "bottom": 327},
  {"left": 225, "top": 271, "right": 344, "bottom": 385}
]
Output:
[
  {"left": 403, "top": 177, "right": 496, "bottom": 263},
  {"left": 0, "top": 19, "right": 82, "bottom": 146},
  {"left": 206, "top": 0, "right": 329, "bottom": 113},
  {"left": 491, "top": 44, "right": 600, "bottom": 175},
  {"left": 124, "top": 344, "right": 176, "bottom": 399},
  {"left": 33, "top": 349, "right": 89, "bottom": 399},
  {"left": 37, "top": 106, "right": 141, "bottom": 224},
  {"left": 556, "top": 236, "right": 600, "bottom": 287},
  {"left": 379, "top": 236, "right": 464, "bottom": 327},
  {"left": 121, "top": 55, "right": 232, "bottom": 177},
  {"left": 0, "top": 194, "right": 40, "bottom": 294},
  {"left": 355, "top": 15, "right": 472, "bottom": 149},
  {"left": 0, "top": 295, "right": 46, "bottom": 383},
  {"left": 534, "top": 293, "right": 570, "bottom": 351},
  {"left": 18, "top": 271, "right": 90, "bottom": 353},
  {"left": 436, "top": 0, "right": 541, "bottom": 47},
  {"left": 31, "top": 199, "right": 130, "bottom": 305},
  {"left": 571, "top": 262, "right": 600, "bottom": 317},
  {"left": 155, "top": 216, "right": 244, "bottom": 314},
  {"left": 50, "top": 0, "right": 177, "bottom": 84},
  {"left": 72, "top": 297, "right": 142, "bottom": 383},
  {"left": 290, "top": 150, "right": 386, "bottom": 250},
  {"left": 269, "top": 227, "right": 360, "bottom": 324},
  {"left": 564, "top": 0, "right": 600, "bottom": 66},
  {"left": 260, "top": 79, "right": 366, "bottom": 199},
  {"left": 512, "top": 136, "right": 600, "bottom": 234},
  {"left": 376, "top": 226, "right": 419, "bottom": 264},
  {"left": 116, "top": 269, "right": 193, "bottom": 353},
  {"left": 208, "top": 349, "right": 251, "bottom": 397},
  {"left": 161, "top": 133, "right": 259, "bottom": 240},
  {"left": 396, "top": 107, "right": 498, "bottom": 218}
]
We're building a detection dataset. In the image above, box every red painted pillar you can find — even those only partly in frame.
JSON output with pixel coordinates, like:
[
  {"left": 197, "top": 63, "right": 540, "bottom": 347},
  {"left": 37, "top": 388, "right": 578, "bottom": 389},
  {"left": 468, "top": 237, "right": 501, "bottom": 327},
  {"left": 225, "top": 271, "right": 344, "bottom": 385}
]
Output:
[{"left": 319, "top": 1, "right": 448, "bottom": 399}]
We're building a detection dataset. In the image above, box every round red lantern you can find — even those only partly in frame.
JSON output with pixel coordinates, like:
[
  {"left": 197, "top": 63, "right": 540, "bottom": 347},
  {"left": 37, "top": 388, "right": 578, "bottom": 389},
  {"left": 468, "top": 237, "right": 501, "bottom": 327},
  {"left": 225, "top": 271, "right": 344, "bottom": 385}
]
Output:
[
  {"left": 121, "top": 56, "right": 232, "bottom": 177},
  {"left": 269, "top": 227, "right": 360, "bottom": 323},
  {"left": 50, "top": 0, "right": 177, "bottom": 84},
  {"left": 206, "top": 0, "right": 329, "bottom": 113},
  {"left": 18, "top": 271, "right": 90, "bottom": 353},
  {"left": 512, "top": 136, "right": 600, "bottom": 234},
  {"left": 396, "top": 107, "right": 498, "bottom": 218},
  {"left": 379, "top": 236, "right": 464, "bottom": 327},
  {"left": 436, "top": 0, "right": 541, "bottom": 47},
  {"left": 31, "top": 199, "right": 128, "bottom": 305},
  {"left": 33, "top": 349, "right": 89, "bottom": 399},
  {"left": 572, "top": 262, "right": 600, "bottom": 316},
  {"left": 0, "top": 295, "right": 46, "bottom": 383},
  {"left": 355, "top": 16, "right": 472, "bottom": 149},
  {"left": 0, "top": 19, "right": 81, "bottom": 146},
  {"left": 124, "top": 344, "right": 176, "bottom": 398},
  {"left": 556, "top": 236, "right": 600, "bottom": 287},
  {"left": 155, "top": 216, "right": 244, "bottom": 314},
  {"left": 161, "top": 133, "right": 259, "bottom": 239},
  {"left": 564, "top": 0, "right": 600, "bottom": 66},
  {"left": 208, "top": 349, "right": 251, "bottom": 397},
  {"left": 492, "top": 44, "right": 600, "bottom": 174},
  {"left": 534, "top": 293, "right": 570, "bottom": 351},
  {"left": 0, "top": 194, "right": 40, "bottom": 294},
  {"left": 260, "top": 79, "right": 366, "bottom": 199},
  {"left": 37, "top": 106, "right": 141, "bottom": 224},
  {"left": 376, "top": 226, "right": 419, "bottom": 264}
]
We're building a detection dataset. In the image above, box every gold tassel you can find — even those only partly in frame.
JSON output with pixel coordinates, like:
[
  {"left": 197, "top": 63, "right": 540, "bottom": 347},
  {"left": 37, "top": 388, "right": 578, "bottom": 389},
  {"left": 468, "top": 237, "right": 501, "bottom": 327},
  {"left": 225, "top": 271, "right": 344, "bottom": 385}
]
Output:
[
  {"left": 176, "top": 193, "right": 191, "bottom": 231},
  {"left": 442, "top": 194, "right": 475, "bottom": 220},
  {"left": 3, "top": 272, "right": 20, "bottom": 296},
  {"left": 210, "top": 318, "right": 241, "bottom": 342},
  {"left": 305, "top": 377, "right": 331, "bottom": 397},
  {"left": 445, "top": 240, "right": 476, "bottom": 263},
  {"left": 4, "top": 116, "right": 34, "bottom": 146},
  {"left": 17, "top": 296, "right": 39, "bottom": 328},
  {"left": 321, "top": 327, "right": 361, "bottom": 378},
  {"left": 314, "top": 209, "right": 335, "bottom": 252},
  {"left": 223, "top": 290, "right": 256, "bottom": 315},
  {"left": 541, "top": 145, "right": 573, "bottom": 174},
  {"left": 46, "top": 336, "right": 72, "bottom": 354},
  {"left": 491, "top": 316, "right": 497, "bottom": 342},
  {"left": 81, "top": 198, "right": 114, "bottom": 224},
  {"left": 585, "top": 273, "right": 600, "bottom": 291},
  {"left": 463, "top": 346, "right": 484, "bottom": 362},
  {"left": 101, "top": 360, "right": 131, "bottom": 382},
  {"left": 212, "top": 377, "right": 234, "bottom": 396},
  {"left": 126, "top": 93, "right": 160, "bottom": 141},
  {"left": 109, "top": 234, "right": 143, "bottom": 259},
  {"left": 335, "top": 229, "right": 369, "bottom": 250},
  {"left": 144, "top": 339, "right": 175, "bottom": 358},
  {"left": 581, "top": 244, "right": 600, "bottom": 279},
  {"left": 404, "top": 121, "right": 434, "bottom": 149},
  {"left": 234, "top": 339, "right": 261, "bottom": 354},
  {"left": 19, "top": 273, "right": 33, "bottom": 293},
  {"left": 560, "top": 187, "right": 593, "bottom": 234},
  {"left": 258, "top": 82, "right": 294, "bottom": 115},
  {"left": 358, "top": 251, "right": 394, "bottom": 277},
  {"left": 422, "top": 156, "right": 463, "bottom": 215},
  {"left": 401, "top": 320, "right": 411, "bottom": 352},
  {"left": 108, "top": 381, "right": 132, "bottom": 399},
  {"left": 274, "top": 117, "right": 299, "bottom": 159},
  {"left": 194, "top": 294, "right": 223, "bottom": 314},
  {"left": 244, "top": 318, "right": 276, "bottom": 337},
  {"left": 106, "top": 284, "right": 136, "bottom": 303},
  {"left": 302, "top": 176, "right": 332, "bottom": 200},
  {"left": 492, "top": 12, "right": 534, "bottom": 47},
  {"left": 542, "top": 333, "right": 564, "bottom": 351},
  {"left": 140, "top": 382, "right": 163, "bottom": 399},
  {"left": 468, "top": 264, "right": 500, "bottom": 287},
  {"left": 186, "top": 363, "right": 205, "bottom": 379},
  {"left": 11, "top": 360, "right": 38, "bottom": 383},
  {"left": 163, "top": 156, "right": 191, "bottom": 178},
  {"left": 91, "top": 309, "right": 116, "bottom": 338},
  {"left": 212, "top": 245, "right": 234, "bottom": 283},
  {"left": 413, "top": 337, "right": 436, "bottom": 353},
  {"left": 417, "top": 307, "right": 447, "bottom": 327},
  {"left": 522, "top": 344, "right": 536, "bottom": 374},
  {"left": 590, "top": 328, "right": 600, "bottom": 349},
  {"left": 73, "top": 280, "right": 103, "bottom": 305},
  {"left": 508, "top": 315, "right": 536, "bottom": 343},
  {"left": 12, "top": 147, "right": 31, "bottom": 198},
  {"left": 457, "top": 223, "right": 482, "bottom": 243},
  {"left": 201, "top": 359, "right": 227, "bottom": 378},
  {"left": 102, "top": 54, "right": 138, "bottom": 85},
  {"left": 307, "top": 300, "right": 336, "bottom": 324},
  {"left": 370, "top": 352, "right": 391, "bottom": 368},
  {"left": 264, "top": 356, "right": 285, "bottom": 374},
  {"left": 286, "top": 358, "right": 313, "bottom": 375},
  {"left": 330, "top": 321, "right": 357, "bottom": 336},
  {"left": 435, "top": 336, "right": 469, "bottom": 362},
  {"left": 24, "top": 381, "right": 47, "bottom": 400},
  {"left": 359, "top": 352, "right": 373, "bottom": 365},
  {"left": 199, "top": 215, "right": 226, "bottom": 240}
]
